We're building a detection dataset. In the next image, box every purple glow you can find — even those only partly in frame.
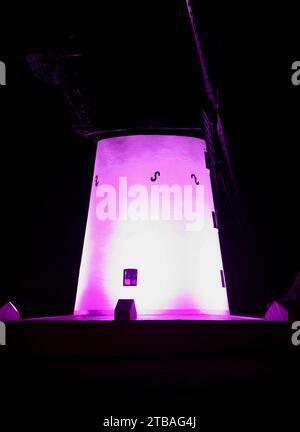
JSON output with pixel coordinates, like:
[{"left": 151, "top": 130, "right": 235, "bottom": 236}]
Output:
[
  {"left": 75, "top": 135, "right": 229, "bottom": 317},
  {"left": 26, "top": 313, "right": 262, "bottom": 321}
]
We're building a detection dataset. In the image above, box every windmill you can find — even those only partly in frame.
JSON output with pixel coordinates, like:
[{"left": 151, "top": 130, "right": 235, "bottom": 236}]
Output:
[{"left": 26, "top": 1, "right": 243, "bottom": 318}]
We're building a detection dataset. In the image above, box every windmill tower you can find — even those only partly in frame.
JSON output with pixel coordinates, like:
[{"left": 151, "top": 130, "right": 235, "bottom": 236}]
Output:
[{"left": 74, "top": 132, "right": 230, "bottom": 317}]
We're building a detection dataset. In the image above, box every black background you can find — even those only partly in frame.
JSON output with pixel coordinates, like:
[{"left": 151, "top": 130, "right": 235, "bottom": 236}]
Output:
[
  {"left": 0, "top": 1, "right": 299, "bottom": 316},
  {"left": 1, "top": 2, "right": 300, "bottom": 430}
]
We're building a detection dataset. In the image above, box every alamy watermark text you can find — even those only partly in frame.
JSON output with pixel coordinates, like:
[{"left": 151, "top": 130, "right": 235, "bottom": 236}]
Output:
[
  {"left": 0, "top": 60, "right": 6, "bottom": 85},
  {"left": 95, "top": 177, "right": 205, "bottom": 231},
  {"left": 291, "top": 61, "right": 300, "bottom": 86},
  {"left": 0, "top": 321, "right": 6, "bottom": 345}
]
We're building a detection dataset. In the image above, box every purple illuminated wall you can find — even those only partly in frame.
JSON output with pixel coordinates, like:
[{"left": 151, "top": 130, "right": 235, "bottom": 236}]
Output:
[{"left": 75, "top": 135, "right": 229, "bottom": 316}]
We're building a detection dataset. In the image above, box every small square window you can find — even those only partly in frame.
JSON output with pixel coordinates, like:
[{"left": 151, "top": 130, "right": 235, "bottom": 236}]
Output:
[{"left": 123, "top": 269, "right": 138, "bottom": 286}]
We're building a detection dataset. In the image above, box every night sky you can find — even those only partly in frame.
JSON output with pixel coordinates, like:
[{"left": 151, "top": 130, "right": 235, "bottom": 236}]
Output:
[{"left": 0, "top": 1, "right": 299, "bottom": 317}]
